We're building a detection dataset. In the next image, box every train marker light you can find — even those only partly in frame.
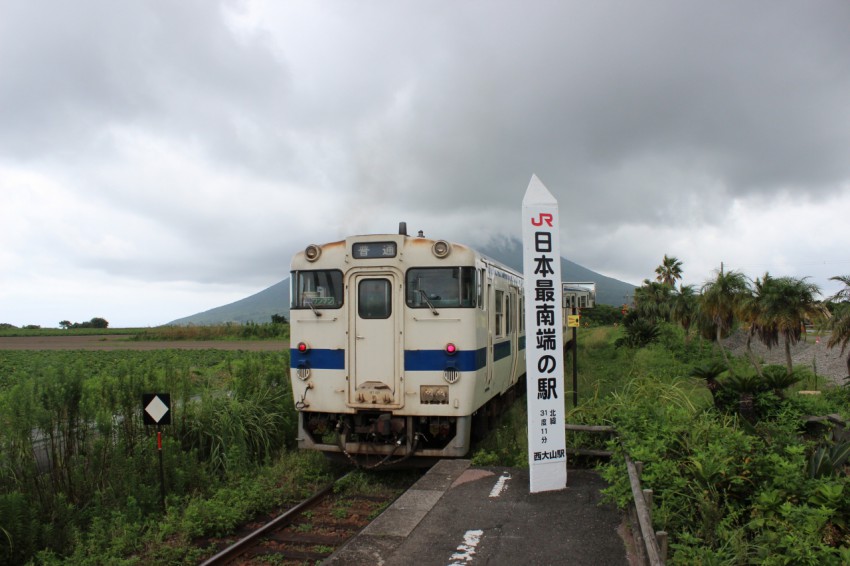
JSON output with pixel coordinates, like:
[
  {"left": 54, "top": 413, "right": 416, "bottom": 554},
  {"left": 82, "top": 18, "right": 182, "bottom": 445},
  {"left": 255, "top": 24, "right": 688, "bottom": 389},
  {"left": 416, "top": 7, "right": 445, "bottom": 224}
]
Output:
[
  {"left": 297, "top": 342, "right": 309, "bottom": 353},
  {"left": 445, "top": 342, "right": 457, "bottom": 355},
  {"left": 304, "top": 244, "right": 322, "bottom": 262},
  {"left": 432, "top": 240, "right": 451, "bottom": 258}
]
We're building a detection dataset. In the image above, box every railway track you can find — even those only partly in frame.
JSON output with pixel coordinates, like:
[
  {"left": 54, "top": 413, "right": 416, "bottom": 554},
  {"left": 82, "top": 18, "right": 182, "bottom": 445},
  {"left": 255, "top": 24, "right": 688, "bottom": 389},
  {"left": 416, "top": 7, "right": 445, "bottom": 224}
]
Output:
[{"left": 198, "top": 472, "right": 411, "bottom": 565}]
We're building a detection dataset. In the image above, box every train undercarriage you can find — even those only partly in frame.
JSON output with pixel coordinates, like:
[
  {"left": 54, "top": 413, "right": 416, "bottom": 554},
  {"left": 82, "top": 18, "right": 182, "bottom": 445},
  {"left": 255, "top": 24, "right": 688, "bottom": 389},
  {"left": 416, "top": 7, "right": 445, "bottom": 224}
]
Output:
[{"left": 297, "top": 379, "right": 525, "bottom": 469}]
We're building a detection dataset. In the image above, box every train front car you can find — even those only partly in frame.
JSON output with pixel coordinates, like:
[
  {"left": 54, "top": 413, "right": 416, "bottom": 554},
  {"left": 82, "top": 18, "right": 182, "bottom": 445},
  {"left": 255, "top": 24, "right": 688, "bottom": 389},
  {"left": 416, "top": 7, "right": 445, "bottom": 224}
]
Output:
[{"left": 289, "top": 229, "right": 525, "bottom": 467}]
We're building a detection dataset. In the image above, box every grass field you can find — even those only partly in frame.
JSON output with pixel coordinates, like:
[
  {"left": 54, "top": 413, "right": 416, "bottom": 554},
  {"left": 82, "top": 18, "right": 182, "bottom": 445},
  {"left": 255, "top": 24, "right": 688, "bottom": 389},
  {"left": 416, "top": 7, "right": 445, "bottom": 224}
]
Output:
[
  {"left": 0, "top": 338, "right": 313, "bottom": 564},
  {"left": 3, "top": 322, "right": 849, "bottom": 563}
]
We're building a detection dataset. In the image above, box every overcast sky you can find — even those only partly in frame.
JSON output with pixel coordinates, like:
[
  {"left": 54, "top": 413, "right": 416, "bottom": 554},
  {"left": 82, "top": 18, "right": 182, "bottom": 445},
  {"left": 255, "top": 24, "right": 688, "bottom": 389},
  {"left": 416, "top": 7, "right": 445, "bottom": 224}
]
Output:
[{"left": 2, "top": 1, "right": 850, "bottom": 328}]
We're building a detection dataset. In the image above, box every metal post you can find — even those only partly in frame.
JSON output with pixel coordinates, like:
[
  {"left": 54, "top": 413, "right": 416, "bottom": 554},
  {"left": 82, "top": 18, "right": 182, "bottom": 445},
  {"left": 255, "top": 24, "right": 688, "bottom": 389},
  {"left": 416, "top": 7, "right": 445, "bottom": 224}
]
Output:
[
  {"left": 572, "top": 305, "right": 578, "bottom": 407},
  {"left": 157, "top": 428, "right": 166, "bottom": 512}
]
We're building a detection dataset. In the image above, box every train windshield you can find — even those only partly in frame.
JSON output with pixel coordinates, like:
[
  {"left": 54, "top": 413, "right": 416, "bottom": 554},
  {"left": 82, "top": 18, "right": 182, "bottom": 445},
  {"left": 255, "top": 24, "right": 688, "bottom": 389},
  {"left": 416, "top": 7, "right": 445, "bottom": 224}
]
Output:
[
  {"left": 291, "top": 270, "right": 344, "bottom": 309},
  {"left": 406, "top": 267, "right": 476, "bottom": 309}
]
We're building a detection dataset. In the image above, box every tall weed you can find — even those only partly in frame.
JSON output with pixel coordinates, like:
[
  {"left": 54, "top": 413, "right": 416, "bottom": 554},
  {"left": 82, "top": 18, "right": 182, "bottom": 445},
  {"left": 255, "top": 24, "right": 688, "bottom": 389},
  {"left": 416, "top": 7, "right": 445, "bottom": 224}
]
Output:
[{"left": 0, "top": 349, "right": 295, "bottom": 563}]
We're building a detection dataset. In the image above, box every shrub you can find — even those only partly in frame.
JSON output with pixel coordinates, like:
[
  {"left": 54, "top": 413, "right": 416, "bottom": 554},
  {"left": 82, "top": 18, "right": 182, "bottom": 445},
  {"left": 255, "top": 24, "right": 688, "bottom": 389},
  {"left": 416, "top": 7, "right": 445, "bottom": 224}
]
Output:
[{"left": 615, "top": 314, "right": 660, "bottom": 348}]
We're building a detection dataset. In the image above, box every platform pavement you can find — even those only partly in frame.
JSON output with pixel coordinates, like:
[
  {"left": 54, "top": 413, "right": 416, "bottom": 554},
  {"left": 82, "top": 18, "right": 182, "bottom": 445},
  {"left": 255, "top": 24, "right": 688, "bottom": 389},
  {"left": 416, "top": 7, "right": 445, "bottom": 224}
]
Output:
[{"left": 326, "top": 459, "right": 633, "bottom": 566}]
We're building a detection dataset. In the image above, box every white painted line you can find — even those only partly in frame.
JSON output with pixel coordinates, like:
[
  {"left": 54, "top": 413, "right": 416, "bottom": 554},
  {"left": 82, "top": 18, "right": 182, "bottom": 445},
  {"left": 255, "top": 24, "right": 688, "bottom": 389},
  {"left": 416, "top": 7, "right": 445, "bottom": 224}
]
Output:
[
  {"left": 448, "top": 529, "right": 484, "bottom": 565},
  {"left": 488, "top": 472, "right": 512, "bottom": 498}
]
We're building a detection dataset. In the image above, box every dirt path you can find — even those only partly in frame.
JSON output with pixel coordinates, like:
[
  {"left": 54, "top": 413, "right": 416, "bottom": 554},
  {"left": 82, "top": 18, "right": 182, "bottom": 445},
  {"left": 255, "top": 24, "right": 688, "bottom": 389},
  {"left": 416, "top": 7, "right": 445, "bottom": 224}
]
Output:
[{"left": 0, "top": 335, "right": 290, "bottom": 351}]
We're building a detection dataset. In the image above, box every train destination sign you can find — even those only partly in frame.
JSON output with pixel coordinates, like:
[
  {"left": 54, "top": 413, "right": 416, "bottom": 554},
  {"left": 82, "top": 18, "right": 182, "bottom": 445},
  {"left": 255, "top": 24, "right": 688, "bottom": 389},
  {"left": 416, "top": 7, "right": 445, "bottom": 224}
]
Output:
[
  {"left": 352, "top": 241, "right": 397, "bottom": 259},
  {"left": 521, "top": 174, "right": 567, "bottom": 493}
]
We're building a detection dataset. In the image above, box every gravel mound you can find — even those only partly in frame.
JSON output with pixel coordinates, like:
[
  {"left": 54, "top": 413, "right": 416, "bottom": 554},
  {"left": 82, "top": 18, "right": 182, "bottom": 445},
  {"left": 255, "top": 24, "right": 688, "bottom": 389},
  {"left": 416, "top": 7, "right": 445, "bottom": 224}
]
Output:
[{"left": 722, "top": 330, "right": 849, "bottom": 387}]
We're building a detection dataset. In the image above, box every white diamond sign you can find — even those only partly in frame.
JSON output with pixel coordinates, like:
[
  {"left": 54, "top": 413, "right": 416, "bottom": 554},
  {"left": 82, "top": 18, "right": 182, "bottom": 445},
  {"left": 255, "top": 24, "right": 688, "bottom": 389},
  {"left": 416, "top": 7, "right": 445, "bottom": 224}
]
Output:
[{"left": 142, "top": 393, "right": 171, "bottom": 425}]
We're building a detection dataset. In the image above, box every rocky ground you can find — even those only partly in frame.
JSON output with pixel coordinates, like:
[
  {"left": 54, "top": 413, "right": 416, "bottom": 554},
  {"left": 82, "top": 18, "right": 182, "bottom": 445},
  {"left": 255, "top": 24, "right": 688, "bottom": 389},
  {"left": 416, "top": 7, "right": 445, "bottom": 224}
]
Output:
[{"left": 722, "top": 330, "right": 849, "bottom": 387}]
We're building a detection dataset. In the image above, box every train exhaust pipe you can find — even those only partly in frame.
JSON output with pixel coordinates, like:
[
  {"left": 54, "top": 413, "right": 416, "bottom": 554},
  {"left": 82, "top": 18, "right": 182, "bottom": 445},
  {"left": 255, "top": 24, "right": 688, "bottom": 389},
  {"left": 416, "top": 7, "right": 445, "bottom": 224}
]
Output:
[{"left": 399, "top": 221, "right": 408, "bottom": 236}]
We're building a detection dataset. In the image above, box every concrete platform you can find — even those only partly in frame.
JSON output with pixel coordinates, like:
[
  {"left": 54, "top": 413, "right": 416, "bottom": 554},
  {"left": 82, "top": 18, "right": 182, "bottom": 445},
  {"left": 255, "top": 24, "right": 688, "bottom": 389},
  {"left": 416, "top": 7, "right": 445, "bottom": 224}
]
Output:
[{"left": 326, "top": 459, "right": 631, "bottom": 565}]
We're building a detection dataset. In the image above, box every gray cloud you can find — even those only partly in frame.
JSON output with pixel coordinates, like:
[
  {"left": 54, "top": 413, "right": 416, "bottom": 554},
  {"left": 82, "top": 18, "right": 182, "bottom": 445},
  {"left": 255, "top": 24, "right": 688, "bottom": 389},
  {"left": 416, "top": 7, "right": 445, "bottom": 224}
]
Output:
[{"left": 2, "top": 0, "right": 850, "bottom": 326}]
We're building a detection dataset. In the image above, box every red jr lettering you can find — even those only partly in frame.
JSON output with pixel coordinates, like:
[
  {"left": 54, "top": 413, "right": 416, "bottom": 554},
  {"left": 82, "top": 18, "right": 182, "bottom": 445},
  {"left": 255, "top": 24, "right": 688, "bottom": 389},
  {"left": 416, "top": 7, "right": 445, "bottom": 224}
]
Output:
[{"left": 531, "top": 213, "right": 553, "bottom": 227}]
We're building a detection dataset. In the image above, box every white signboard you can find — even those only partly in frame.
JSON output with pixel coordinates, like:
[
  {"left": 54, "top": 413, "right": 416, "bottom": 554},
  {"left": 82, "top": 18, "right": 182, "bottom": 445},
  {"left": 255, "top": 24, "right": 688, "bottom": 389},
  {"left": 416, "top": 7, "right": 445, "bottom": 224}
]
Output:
[
  {"left": 142, "top": 393, "right": 171, "bottom": 426},
  {"left": 522, "top": 174, "right": 567, "bottom": 493}
]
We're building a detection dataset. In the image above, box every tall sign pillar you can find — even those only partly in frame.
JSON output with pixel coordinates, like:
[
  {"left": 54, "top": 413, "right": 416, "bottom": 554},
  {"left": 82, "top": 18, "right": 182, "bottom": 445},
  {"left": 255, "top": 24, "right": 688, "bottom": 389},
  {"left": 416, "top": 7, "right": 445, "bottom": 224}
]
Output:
[{"left": 522, "top": 174, "right": 567, "bottom": 493}]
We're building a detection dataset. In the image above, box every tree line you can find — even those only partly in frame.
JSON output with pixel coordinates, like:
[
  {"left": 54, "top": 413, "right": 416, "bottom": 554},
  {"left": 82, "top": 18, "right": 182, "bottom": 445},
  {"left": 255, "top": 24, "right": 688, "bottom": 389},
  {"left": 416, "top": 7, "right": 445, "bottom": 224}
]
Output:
[
  {"left": 623, "top": 254, "right": 850, "bottom": 378},
  {"left": 58, "top": 317, "right": 109, "bottom": 329}
]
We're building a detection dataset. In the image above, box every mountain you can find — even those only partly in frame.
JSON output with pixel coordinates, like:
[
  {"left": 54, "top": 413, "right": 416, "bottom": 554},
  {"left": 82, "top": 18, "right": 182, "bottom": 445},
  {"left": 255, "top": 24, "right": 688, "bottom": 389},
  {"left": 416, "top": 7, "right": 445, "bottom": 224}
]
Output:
[
  {"left": 166, "top": 238, "right": 636, "bottom": 325},
  {"left": 167, "top": 279, "right": 290, "bottom": 326},
  {"left": 479, "top": 238, "right": 637, "bottom": 307}
]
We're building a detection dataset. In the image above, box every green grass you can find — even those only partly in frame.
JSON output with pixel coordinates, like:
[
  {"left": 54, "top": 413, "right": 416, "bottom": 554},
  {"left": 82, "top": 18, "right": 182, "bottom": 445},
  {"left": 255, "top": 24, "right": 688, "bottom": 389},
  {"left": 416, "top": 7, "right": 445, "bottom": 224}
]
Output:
[
  {"left": 513, "top": 322, "right": 850, "bottom": 563},
  {"left": 471, "top": 401, "right": 529, "bottom": 468},
  {"left": 0, "top": 348, "right": 300, "bottom": 564},
  {"left": 133, "top": 322, "right": 289, "bottom": 341},
  {"left": 6, "top": 321, "right": 848, "bottom": 563},
  {"left": 28, "top": 445, "right": 337, "bottom": 565},
  {"left": 472, "top": 324, "right": 718, "bottom": 468}
]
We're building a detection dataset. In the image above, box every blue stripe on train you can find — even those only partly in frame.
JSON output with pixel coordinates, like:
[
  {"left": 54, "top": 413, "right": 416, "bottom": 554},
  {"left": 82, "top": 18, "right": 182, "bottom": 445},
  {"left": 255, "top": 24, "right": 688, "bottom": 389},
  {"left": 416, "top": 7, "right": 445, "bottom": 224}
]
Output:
[
  {"left": 292, "top": 341, "right": 521, "bottom": 372},
  {"left": 290, "top": 348, "right": 345, "bottom": 370},
  {"left": 404, "top": 348, "right": 487, "bottom": 372},
  {"left": 493, "top": 341, "right": 512, "bottom": 362}
]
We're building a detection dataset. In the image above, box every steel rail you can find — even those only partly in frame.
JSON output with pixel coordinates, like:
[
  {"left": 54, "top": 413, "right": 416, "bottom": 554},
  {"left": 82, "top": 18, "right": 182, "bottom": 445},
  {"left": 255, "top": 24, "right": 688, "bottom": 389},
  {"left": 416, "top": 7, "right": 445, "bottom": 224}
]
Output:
[{"left": 199, "top": 472, "right": 351, "bottom": 566}]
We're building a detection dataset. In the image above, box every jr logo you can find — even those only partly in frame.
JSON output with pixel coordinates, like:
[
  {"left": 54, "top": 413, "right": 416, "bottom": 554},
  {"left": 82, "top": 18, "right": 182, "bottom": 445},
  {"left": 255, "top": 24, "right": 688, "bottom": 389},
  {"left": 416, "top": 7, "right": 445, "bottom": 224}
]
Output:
[{"left": 531, "top": 213, "right": 553, "bottom": 227}]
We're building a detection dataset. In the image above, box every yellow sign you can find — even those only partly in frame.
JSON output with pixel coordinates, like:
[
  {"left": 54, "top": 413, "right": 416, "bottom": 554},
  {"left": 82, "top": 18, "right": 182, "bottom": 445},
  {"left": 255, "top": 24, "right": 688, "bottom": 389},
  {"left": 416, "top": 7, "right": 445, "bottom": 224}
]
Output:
[{"left": 568, "top": 315, "right": 580, "bottom": 328}]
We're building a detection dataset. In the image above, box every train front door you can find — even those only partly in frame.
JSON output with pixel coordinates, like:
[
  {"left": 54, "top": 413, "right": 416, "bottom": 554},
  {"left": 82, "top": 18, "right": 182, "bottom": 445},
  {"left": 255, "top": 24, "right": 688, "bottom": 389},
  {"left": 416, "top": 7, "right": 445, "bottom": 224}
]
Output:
[{"left": 349, "top": 272, "right": 402, "bottom": 408}]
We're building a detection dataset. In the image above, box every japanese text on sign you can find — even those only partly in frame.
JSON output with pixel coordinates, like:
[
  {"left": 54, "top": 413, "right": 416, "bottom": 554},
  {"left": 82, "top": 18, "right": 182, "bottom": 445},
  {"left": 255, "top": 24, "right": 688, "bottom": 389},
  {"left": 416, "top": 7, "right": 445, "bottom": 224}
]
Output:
[
  {"left": 352, "top": 242, "right": 397, "bottom": 258},
  {"left": 522, "top": 175, "right": 567, "bottom": 492}
]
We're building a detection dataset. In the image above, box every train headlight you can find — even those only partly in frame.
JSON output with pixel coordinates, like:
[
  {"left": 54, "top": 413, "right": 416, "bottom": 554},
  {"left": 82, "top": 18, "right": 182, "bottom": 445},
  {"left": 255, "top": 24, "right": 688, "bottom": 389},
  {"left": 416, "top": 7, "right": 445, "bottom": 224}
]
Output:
[
  {"left": 305, "top": 244, "right": 322, "bottom": 262},
  {"left": 445, "top": 343, "right": 457, "bottom": 355},
  {"left": 432, "top": 240, "right": 451, "bottom": 258},
  {"left": 420, "top": 385, "right": 449, "bottom": 404}
]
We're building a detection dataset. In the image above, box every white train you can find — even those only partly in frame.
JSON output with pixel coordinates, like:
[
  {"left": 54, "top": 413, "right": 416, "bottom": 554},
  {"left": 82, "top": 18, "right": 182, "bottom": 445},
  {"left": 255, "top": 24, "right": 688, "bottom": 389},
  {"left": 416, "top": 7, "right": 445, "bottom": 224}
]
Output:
[{"left": 289, "top": 224, "right": 526, "bottom": 467}]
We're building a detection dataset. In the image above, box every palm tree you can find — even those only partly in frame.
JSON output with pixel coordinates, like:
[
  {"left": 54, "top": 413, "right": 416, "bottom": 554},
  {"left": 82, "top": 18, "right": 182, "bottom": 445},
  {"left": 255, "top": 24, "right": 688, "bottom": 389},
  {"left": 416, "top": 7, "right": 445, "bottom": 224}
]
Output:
[
  {"left": 689, "top": 360, "right": 727, "bottom": 410},
  {"left": 737, "top": 273, "right": 777, "bottom": 376},
  {"left": 827, "top": 275, "right": 850, "bottom": 378},
  {"left": 700, "top": 270, "right": 750, "bottom": 366},
  {"left": 634, "top": 279, "right": 673, "bottom": 322},
  {"left": 655, "top": 255, "right": 684, "bottom": 287},
  {"left": 670, "top": 284, "right": 698, "bottom": 343},
  {"left": 759, "top": 276, "right": 827, "bottom": 375}
]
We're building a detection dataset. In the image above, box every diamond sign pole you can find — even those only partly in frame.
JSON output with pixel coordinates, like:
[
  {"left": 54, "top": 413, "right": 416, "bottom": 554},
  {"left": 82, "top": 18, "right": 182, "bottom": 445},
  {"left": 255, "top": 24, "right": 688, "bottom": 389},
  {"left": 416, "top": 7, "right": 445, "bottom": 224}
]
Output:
[
  {"left": 143, "top": 393, "right": 171, "bottom": 512},
  {"left": 157, "top": 426, "right": 165, "bottom": 512},
  {"left": 522, "top": 175, "right": 567, "bottom": 493}
]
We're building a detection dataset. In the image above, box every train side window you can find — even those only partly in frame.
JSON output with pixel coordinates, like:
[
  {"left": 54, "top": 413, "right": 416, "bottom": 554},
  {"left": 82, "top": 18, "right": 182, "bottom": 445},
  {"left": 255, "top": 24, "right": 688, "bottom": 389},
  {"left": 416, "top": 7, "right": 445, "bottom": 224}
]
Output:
[
  {"left": 506, "top": 294, "right": 512, "bottom": 335},
  {"left": 358, "top": 279, "right": 391, "bottom": 319},
  {"left": 495, "top": 290, "right": 504, "bottom": 337},
  {"left": 406, "top": 267, "right": 476, "bottom": 308},
  {"left": 477, "top": 268, "right": 485, "bottom": 310},
  {"left": 520, "top": 296, "right": 525, "bottom": 333},
  {"left": 460, "top": 268, "right": 476, "bottom": 307}
]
